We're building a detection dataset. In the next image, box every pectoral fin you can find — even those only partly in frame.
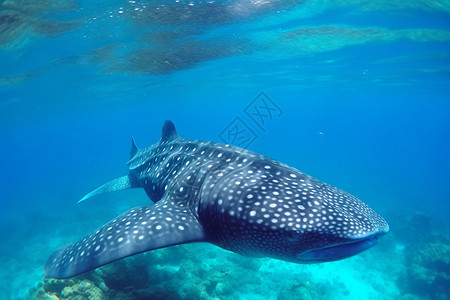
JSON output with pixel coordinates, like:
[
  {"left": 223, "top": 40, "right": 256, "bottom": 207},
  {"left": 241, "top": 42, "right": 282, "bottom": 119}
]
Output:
[
  {"left": 78, "top": 175, "right": 140, "bottom": 203},
  {"left": 44, "top": 197, "right": 205, "bottom": 278}
]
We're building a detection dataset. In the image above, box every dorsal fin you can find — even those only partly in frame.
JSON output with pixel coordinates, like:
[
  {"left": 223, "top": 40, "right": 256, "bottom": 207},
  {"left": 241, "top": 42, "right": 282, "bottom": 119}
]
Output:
[
  {"left": 161, "top": 120, "right": 179, "bottom": 143},
  {"left": 130, "top": 136, "right": 138, "bottom": 158}
]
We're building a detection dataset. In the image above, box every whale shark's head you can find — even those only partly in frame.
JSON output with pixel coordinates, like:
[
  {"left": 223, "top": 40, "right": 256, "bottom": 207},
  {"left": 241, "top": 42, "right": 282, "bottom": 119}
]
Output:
[
  {"left": 200, "top": 160, "right": 389, "bottom": 264},
  {"left": 289, "top": 186, "right": 389, "bottom": 263}
]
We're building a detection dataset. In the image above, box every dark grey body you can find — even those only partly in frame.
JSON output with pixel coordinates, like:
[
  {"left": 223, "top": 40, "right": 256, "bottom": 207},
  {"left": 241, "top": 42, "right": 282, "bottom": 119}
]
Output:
[{"left": 44, "top": 121, "right": 388, "bottom": 278}]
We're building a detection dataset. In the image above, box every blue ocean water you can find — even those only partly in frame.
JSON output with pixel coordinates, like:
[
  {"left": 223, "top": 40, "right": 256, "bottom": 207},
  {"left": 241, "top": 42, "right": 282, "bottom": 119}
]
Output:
[{"left": 1, "top": 0, "right": 450, "bottom": 299}]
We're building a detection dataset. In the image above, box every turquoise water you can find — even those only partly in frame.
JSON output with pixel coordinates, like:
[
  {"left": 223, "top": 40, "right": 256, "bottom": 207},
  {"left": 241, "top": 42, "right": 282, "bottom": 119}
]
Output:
[{"left": 1, "top": 0, "right": 450, "bottom": 299}]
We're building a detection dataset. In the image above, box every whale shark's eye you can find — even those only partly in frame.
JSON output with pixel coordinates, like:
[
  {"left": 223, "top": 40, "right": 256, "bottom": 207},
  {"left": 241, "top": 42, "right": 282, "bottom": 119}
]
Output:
[{"left": 287, "top": 231, "right": 298, "bottom": 242}]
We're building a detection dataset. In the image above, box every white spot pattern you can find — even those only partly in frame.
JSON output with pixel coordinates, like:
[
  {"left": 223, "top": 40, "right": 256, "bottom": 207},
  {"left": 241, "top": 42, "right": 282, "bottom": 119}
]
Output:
[{"left": 45, "top": 121, "right": 388, "bottom": 279}]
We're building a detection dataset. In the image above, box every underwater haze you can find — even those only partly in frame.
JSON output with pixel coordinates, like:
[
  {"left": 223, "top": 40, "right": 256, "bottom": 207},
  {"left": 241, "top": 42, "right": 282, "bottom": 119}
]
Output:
[{"left": 1, "top": 0, "right": 450, "bottom": 299}]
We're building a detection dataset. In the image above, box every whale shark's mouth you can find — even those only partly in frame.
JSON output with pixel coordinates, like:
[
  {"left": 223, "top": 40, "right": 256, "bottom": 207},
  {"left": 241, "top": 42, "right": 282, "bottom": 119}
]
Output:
[{"left": 297, "top": 234, "right": 381, "bottom": 263}]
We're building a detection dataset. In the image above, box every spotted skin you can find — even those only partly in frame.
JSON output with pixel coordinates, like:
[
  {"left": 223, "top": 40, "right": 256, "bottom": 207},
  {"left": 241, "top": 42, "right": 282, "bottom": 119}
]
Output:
[{"left": 44, "top": 120, "right": 389, "bottom": 278}]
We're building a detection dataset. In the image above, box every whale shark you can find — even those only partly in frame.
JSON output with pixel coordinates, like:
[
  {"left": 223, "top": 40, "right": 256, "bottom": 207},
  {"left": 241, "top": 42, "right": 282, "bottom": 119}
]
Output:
[{"left": 44, "top": 120, "right": 389, "bottom": 279}]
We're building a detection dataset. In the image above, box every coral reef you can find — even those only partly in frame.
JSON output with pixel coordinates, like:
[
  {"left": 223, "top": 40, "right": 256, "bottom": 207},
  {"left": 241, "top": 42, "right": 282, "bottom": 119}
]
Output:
[
  {"left": 31, "top": 278, "right": 107, "bottom": 300},
  {"left": 29, "top": 244, "right": 316, "bottom": 300},
  {"left": 402, "top": 240, "right": 450, "bottom": 300},
  {"left": 387, "top": 210, "right": 450, "bottom": 300},
  {"left": 27, "top": 209, "right": 450, "bottom": 300},
  {"left": 29, "top": 243, "right": 390, "bottom": 300}
]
